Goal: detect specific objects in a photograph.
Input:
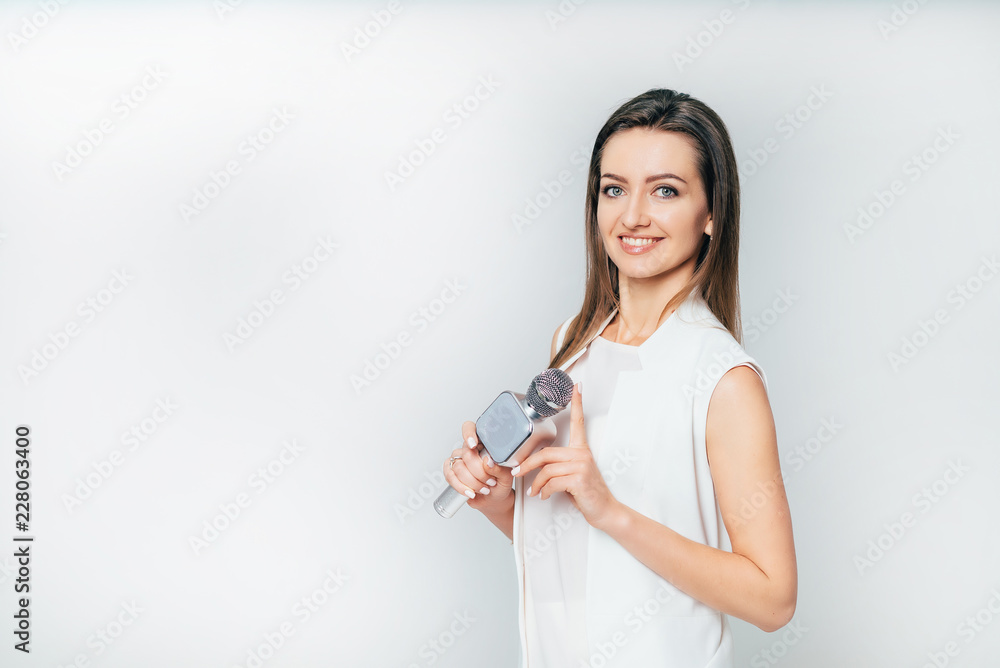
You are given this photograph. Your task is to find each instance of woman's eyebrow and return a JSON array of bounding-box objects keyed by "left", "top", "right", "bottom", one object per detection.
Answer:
[{"left": 601, "top": 172, "right": 688, "bottom": 184}]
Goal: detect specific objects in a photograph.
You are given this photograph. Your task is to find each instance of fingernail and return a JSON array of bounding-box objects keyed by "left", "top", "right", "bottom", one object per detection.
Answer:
[
  {"left": 484, "top": 454, "right": 494, "bottom": 468},
  {"left": 527, "top": 485, "right": 532, "bottom": 496},
  {"left": 479, "top": 486, "right": 490, "bottom": 495},
  {"left": 464, "top": 489, "right": 475, "bottom": 499},
  {"left": 467, "top": 436, "right": 477, "bottom": 449},
  {"left": 486, "top": 478, "right": 497, "bottom": 487},
  {"left": 511, "top": 465, "right": 521, "bottom": 475}
]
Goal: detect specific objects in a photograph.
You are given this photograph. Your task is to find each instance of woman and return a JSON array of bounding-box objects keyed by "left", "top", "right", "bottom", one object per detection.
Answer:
[{"left": 443, "top": 88, "right": 797, "bottom": 667}]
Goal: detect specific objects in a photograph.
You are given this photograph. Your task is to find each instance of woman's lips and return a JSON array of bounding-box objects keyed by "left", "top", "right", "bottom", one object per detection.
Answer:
[{"left": 618, "top": 235, "right": 663, "bottom": 255}]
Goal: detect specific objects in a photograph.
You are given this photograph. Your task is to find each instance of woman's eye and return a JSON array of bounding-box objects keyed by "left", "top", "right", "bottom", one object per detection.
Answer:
[
  {"left": 656, "top": 185, "right": 677, "bottom": 197},
  {"left": 603, "top": 185, "right": 623, "bottom": 197}
]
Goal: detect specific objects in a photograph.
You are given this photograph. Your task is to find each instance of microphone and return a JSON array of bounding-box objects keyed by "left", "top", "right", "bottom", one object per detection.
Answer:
[{"left": 434, "top": 368, "right": 574, "bottom": 519}]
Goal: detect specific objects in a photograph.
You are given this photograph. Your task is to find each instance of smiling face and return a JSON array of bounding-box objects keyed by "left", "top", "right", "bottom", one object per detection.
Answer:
[{"left": 597, "top": 127, "right": 713, "bottom": 283}]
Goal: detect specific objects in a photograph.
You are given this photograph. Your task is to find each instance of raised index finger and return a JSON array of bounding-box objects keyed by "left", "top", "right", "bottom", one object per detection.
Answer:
[{"left": 567, "top": 381, "right": 589, "bottom": 449}]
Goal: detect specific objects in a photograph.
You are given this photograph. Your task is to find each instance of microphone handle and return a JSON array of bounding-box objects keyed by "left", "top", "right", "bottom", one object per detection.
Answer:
[
  {"left": 433, "top": 485, "right": 469, "bottom": 518},
  {"left": 434, "top": 385, "right": 562, "bottom": 520}
]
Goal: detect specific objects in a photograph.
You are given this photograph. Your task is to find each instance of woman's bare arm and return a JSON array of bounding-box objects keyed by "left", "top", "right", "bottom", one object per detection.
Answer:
[
  {"left": 597, "top": 365, "right": 797, "bottom": 632},
  {"left": 477, "top": 494, "right": 514, "bottom": 541}
]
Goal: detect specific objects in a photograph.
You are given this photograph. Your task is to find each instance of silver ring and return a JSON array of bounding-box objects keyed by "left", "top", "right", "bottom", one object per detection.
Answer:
[{"left": 449, "top": 456, "right": 460, "bottom": 469}]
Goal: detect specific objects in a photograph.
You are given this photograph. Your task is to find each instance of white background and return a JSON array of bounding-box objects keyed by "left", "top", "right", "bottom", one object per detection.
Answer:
[{"left": 1, "top": 1, "right": 999, "bottom": 666}]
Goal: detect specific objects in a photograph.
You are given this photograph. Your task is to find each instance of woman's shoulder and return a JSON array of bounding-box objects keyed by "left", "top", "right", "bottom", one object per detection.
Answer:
[
  {"left": 671, "top": 297, "right": 763, "bottom": 368},
  {"left": 673, "top": 295, "right": 736, "bottom": 341}
]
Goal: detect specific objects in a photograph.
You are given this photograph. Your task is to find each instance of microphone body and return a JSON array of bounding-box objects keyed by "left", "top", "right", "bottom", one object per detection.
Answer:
[{"left": 434, "top": 368, "right": 573, "bottom": 519}]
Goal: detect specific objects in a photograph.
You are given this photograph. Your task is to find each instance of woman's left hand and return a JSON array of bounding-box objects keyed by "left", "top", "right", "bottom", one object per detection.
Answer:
[{"left": 512, "top": 382, "right": 622, "bottom": 532}]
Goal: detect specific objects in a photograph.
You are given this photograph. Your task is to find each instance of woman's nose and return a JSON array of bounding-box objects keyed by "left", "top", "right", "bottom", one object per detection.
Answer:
[{"left": 620, "top": 194, "right": 648, "bottom": 227}]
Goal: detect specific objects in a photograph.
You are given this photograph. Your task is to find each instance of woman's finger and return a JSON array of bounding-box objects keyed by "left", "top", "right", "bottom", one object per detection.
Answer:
[
  {"left": 464, "top": 420, "right": 510, "bottom": 486},
  {"left": 567, "top": 382, "right": 591, "bottom": 450},
  {"left": 461, "top": 421, "right": 480, "bottom": 451},
  {"left": 450, "top": 433, "right": 498, "bottom": 497},
  {"left": 525, "top": 460, "right": 579, "bottom": 497},
  {"left": 511, "top": 445, "right": 575, "bottom": 477},
  {"left": 457, "top": 459, "right": 493, "bottom": 497},
  {"left": 443, "top": 449, "right": 477, "bottom": 498},
  {"left": 534, "top": 470, "right": 590, "bottom": 501}
]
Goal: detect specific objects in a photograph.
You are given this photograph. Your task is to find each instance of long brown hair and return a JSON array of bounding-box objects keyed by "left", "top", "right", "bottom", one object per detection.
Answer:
[{"left": 550, "top": 88, "right": 743, "bottom": 369}]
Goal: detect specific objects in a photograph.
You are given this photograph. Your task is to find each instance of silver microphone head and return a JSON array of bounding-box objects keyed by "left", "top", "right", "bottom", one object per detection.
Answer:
[{"left": 524, "top": 368, "right": 574, "bottom": 418}]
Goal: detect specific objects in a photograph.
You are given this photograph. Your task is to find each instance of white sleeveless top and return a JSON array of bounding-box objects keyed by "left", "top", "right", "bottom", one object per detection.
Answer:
[{"left": 514, "top": 291, "right": 768, "bottom": 668}]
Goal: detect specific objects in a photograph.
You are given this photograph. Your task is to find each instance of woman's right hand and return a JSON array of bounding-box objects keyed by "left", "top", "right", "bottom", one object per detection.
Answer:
[{"left": 443, "top": 421, "right": 515, "bottom": 514}]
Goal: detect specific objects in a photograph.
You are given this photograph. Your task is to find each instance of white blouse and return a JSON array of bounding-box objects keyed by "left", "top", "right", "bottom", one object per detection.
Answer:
[
  {"left": 514, "top": 291, "right": 768, "bottom": 668},
  {"left": 521, "top": 329, "right": 642, "bottom": 667}
]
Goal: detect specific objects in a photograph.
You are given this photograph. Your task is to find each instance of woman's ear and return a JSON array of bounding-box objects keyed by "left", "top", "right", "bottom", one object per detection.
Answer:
[{"left": 705, "top": 217, "right": 713, "bottom": 237}]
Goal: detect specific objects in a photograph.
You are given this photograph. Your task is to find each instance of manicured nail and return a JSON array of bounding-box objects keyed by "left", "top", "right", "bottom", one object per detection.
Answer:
[
  {"left": 526, "top": 485, "right": 532, "bottom": 496},
  {"left": 467, "top": 436, "right": 477, "bottom": 449},
  {"left": 486, "top": 478, "right": 497, "bottom": 487},
  {"left": 511, "top": 465, "right": 521, "bottom": 475},
  {"left": 464, "top": 489, "right": 475, "bottom": 499},
  {"left": 484, "top": 454, "right": 495, "bottom": 468},
  {"left": 479, "top": 486, "right": 490, "bottom": 495}
]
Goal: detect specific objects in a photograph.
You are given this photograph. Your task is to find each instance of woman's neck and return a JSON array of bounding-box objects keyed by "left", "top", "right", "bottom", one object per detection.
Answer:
[{"left": 613, "top": 265, "right": 694, "bottom": 343}]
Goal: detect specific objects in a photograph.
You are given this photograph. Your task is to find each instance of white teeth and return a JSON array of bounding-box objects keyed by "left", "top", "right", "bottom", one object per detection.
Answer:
[{"left": 621, "top": 237, "right": 659, "bottom": 246}]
